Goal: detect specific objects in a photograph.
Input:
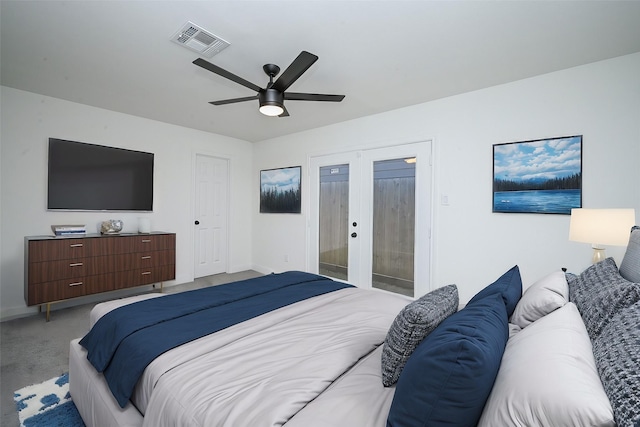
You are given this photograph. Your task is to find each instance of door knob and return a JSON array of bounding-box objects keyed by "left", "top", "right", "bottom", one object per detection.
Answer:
[
  {"left": 194, "top": 220, "right": 200, "bottom": 225},
  {"left": 351, "top": 232, "right": 357, "bottom": 238}
]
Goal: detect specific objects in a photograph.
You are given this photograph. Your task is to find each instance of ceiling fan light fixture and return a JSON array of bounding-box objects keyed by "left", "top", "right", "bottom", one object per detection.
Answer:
[
  {"left": 259, "top": 104, "right": 284, "bottom": 116},
  {"left": 259, "top": 89, "right": 284, "bottom": 117}
]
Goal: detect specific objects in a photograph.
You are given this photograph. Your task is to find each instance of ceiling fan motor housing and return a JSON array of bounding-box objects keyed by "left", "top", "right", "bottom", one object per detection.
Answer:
[{"left": 260, "top": 88, "right": 284, "bottom": 108}]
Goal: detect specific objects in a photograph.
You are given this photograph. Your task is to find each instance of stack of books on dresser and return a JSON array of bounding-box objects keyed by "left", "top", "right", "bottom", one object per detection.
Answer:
[{"left": 51, "top": 224, "right": 86, "bottom": 236}]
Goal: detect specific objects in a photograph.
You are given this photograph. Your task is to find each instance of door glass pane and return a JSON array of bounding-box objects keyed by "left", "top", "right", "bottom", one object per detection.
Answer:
[
  {"left": 319, "top": 164, "right": 349, "bottom": 280},
  {"left": 372, "top": 158, "right": 415, "bottom": 297}
]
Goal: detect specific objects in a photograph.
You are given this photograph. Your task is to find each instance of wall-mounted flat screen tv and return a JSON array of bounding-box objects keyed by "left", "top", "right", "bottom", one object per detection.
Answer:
[{"left": 47, "top": 138, "right": 154, "bottom": 211}]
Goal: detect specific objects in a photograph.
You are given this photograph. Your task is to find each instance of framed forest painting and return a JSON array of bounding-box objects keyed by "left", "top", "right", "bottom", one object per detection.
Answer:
[
  {"left": 493, "top": 135, "right": 582, "bottom": 214},
  {"left": 260, "top": 166, "right": 302, "bottom": 213}
]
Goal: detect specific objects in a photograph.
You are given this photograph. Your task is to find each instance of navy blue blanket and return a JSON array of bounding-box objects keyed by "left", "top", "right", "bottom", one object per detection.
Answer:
[{"left": 80, "top": 271, "right": 351, "bottom": 408}]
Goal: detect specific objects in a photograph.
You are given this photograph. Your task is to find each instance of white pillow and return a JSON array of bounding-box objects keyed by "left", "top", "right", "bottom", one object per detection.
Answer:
[
  {"left": 509, "top": 270, "right": 568, "bottom": 328},
  {"left": 507, "top": 323, "right": 521, "bottom": 338},
  {"left": 478, "top": 303, "right": 614, "bottom": 427}
]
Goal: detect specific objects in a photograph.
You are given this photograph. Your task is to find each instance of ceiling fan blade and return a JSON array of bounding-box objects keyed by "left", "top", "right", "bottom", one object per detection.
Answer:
[
  {"left": 278, "top": 106, "right": 290, "bottom": 117},
  {"left": 209, "top": 95, "right": 259, "bottom": 106},
  {"left": 193, "top": 58, "right": 263, "bottom": 93},
  {"left": 272, "top": 51, "right": 318, "bottom": 92},
  {"left": 284, "top": 93, "right": 345, "bottom": 102}
]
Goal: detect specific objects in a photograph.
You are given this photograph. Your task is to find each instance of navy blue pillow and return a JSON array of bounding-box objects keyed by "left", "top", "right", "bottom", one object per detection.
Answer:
[
  {"left": 468, "top": 265, "right": 522, "bottom": 317},
  {"left": 386, "top": 293, "right": 509, "bottom": 427}
]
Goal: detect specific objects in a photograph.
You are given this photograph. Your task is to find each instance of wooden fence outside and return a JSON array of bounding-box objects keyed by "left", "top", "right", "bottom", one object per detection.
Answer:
[
  {"left": 319, "top": 180, "right": 349, "bottom": 278},
  {"left": 372, "top": 177, "right": 415, "bottom": 283},
  {"left": 318, "top": 177, "right": 415, "bottom": 291}
]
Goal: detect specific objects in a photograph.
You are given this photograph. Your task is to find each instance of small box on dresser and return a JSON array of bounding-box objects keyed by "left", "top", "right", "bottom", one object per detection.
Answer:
[{"left": 25, "top": 232, "right": 176, "bottom": 320}]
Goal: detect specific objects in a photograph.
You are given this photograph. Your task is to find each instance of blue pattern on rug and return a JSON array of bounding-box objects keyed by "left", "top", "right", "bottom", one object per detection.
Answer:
[{"left": 13, "top": 373, "right": 84, "bottom": 427}]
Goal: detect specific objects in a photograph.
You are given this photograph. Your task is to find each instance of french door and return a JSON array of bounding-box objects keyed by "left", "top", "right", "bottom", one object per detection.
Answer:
[{"left": 308, "top": 141, "right": 431, "bottom": 297}]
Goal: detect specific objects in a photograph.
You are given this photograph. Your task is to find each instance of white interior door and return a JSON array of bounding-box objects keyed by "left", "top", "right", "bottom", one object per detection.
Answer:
[
  {"left": 194, "top": 154, "right": 229, "bottom": 278},
  {"left": 308, "top": 141, "right": 432, "bottom": 297}
]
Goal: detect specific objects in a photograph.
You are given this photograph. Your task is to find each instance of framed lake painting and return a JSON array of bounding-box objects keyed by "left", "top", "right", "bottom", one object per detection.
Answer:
[
  {"left": 493, "top": 135, "right": 582, "bottom": 214},
  {"left": 260, "top": 166, "right": 302, "bottom": 213}
]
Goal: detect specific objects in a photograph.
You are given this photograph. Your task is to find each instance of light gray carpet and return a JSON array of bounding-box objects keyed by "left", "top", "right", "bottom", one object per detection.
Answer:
[{"left": 0, "top": 270, "right": 262, "bottom": 427}]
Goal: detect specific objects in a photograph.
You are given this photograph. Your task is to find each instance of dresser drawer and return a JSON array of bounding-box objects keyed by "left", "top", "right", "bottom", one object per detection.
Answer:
[
  {"left": 28, "top": 238, "right": 108, "bottom": 262},
  {"left": 114, "top": 250, "right": 175, "bottom": 271},
  {"left": 114, "top": 265, "right": 175, "bottom": 289},
  {"left": 28, "top": 256, "right": 114, "bottom": 284},
  {"left": 112, "top": 234, "right": 176, "bottom": 253},
  {"left": 27, "top": 274, "right": 115, "bottom": 305}
]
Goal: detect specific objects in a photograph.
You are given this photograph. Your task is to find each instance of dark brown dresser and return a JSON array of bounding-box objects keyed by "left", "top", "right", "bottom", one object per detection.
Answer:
[{"left": 25, "top": 232, "right": 175, "bottom": 320}]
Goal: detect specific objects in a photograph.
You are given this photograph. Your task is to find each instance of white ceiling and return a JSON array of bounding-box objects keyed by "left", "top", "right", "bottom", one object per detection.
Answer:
[{"left": 2, "top": 1, "right": 640, "bottom": 143}]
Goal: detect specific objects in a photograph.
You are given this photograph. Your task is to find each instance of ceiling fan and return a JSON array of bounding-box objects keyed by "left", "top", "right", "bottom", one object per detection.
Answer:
[{"left": 193, "top": 51, "right": 345, "bottom": 117}]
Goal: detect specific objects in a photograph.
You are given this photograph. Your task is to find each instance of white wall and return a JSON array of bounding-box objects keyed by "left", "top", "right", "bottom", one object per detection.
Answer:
[
  {"left": 0, "top": 87, "right": 254, "bottom": 320},
  {"left": 252, "top": 53, "right": 640, "bottom": 303},
  {"left": 2, "top": 53, "right": 639, "bottom": 319}
]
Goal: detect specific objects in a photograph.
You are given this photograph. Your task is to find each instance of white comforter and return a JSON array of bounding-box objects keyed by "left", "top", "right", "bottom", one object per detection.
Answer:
[{"left": 93, "top": 287, "right": 409, "bottom": 427}]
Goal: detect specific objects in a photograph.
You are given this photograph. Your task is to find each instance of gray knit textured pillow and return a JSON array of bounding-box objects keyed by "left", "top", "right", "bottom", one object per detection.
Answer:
[
  {"left": 592, "top": 302, "right": 640, "bottom": 427},
  {"left": 619, "top": 226, "right": 640, "bottom": 283},
  {"left": 569, "top": 257, "right": 640, "bottom": 341},
  {"left": 381, "top": 284, "right": 458, "bottom": 386}
]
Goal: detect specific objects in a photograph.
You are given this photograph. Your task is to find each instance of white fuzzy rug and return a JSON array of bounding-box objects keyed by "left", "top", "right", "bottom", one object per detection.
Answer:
[{"left": 13, "top": 373, "right": 84, "bottom": 427}]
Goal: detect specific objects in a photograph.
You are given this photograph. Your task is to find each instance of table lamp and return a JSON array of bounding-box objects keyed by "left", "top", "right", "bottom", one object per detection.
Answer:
[{"left": 569, "top": 208, "right": 636, "bottom": 263}]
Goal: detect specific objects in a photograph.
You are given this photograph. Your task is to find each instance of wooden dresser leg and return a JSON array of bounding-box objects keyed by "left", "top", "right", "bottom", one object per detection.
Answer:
[{"left": 46, "top": 303, "right": 51, "bottom": 322}]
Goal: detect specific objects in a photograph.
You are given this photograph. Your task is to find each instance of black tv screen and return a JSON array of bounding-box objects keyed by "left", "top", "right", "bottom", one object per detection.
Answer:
[{"left": 47, "top": 138, "right": 154, "bottom": 211}]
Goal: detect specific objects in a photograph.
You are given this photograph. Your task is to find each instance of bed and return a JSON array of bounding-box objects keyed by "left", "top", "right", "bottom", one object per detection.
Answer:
[
  {"left": 69, "top": 227, "right": 640, "bottom": 427},
  {"left": 70, "top": 272, "right": 415, "bottom": 426}
]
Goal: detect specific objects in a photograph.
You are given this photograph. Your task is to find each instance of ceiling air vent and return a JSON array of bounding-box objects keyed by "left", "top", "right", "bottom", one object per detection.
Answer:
[{"left": 171, "top": 21, "right": 230, "bottom": 58}]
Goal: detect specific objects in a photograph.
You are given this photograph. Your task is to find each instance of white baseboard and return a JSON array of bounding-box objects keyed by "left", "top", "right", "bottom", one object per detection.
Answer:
[{"left": 250, "top": 264, "right": 274, "bottom": 275}]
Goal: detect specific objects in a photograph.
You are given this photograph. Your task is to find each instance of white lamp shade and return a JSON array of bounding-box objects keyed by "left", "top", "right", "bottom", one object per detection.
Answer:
[{"left": 569, "top": 208, "right": 636, "bottom": 246}]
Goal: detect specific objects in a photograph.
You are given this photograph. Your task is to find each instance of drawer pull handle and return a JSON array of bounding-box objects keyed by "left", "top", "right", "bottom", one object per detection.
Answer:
[
  {"left": 69, "top": 282, "right": 83, "bottom": 287},
  {"left": 141, "top": 239, "right": 151, "bottom": 243},
  {"left": 69, "top": 262, "right": 83, "bottom": 267},
  {"left": 141, "top": 271, "right": 152, "bottom": 275},
  {"left": 141, "top": 256, "right": 152, "bottom": 260},
  {"left": 70, "top": 244, "right": 83, "bottom": 248}
]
